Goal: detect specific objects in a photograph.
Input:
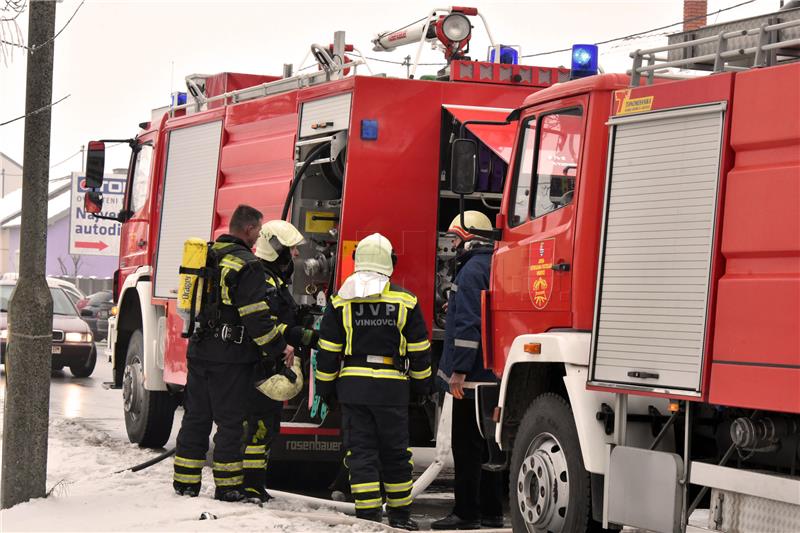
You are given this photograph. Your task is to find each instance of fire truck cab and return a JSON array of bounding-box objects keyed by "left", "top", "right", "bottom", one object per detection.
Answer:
[{"left": 448, "top": 7, "right": 800, "bottom": 532}]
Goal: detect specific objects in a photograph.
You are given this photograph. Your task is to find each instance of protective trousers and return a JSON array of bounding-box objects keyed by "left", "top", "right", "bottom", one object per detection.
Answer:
[
  {"left": 342, "top": 403, "right": 414, "bottom": 520},
  {"left": 242, "top": 377, "right": 282, "bottom": 498},
  {"left": 451, "top": 396, "right": 504, "bottom": 521},
  {"left": 174, "top": 360, "right": 250, "bottom": 492}
]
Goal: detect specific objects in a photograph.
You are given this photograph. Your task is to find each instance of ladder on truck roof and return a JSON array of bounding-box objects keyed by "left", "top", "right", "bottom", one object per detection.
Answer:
[
  {"left": 171, "top": 32, "right": 369, "bottom": 116},
  {"left": 630, "top": 11, "right": 800, "bottom": 86}
]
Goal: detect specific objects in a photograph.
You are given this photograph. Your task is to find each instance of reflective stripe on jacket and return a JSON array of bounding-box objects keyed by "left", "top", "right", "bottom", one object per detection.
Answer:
[{"left": 315, "top": 281, "right": 432, "bottom": 406}]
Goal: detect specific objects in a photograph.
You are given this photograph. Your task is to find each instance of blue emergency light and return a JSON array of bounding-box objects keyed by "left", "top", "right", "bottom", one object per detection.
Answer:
[
  {"left": 570, "top": 44, "right": 598, "bottom": 79},
  {"left": 489, "top": 46, "right": 519, "bottom": 65},
  {"left": 171, "top": 91, "right": 187, "bottom": 107}
]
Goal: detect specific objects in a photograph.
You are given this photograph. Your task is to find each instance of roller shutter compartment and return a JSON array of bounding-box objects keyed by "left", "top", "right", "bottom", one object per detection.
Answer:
[{"left": 590, "top": 104, "right": 725, "bottom": 392}]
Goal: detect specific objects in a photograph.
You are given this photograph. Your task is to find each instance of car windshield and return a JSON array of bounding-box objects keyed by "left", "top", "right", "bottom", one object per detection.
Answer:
[{"left": 0, "top": 286, "right": 78, "bottom": 316}]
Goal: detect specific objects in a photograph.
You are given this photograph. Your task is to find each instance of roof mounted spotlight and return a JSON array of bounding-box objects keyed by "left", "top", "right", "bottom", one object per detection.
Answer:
[{"left": 371, "top": 7, "right": 499, "bottom": 79}]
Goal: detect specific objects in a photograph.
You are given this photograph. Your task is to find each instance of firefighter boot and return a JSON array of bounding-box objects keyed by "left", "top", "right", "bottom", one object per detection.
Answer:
[
  {"left": 214, "top": 486, "right": 247, "bottom": 502},
  {"left": 388, "top": 510, "right": 419, "bottom": 531},
  {"left": 243, "top": 485, "right": 272, "bottom": 504},
  {"left": 356, "top": 509, "right": 383, "bottom": 523},
  {"left": 173, "top": 481, "right": 200, "bottom": 497},
  {"left": 243, "top": 459, "right": 272, "bottom": 503}
]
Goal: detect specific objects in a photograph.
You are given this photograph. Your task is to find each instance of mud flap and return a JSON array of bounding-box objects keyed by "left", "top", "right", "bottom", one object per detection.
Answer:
[{"left": 475, "top": 383, "right": 507, "bottom": 471}]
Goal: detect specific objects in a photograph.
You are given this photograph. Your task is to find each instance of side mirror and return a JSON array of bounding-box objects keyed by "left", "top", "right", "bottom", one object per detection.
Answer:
[
  {"left": 85, "top": 141, "right": 106, "bottom": 189},
  {"left": 80, "top": 309, "right": 94, "bottom": 318},
  {"left": 84, "top": 190, "right": 104, "bottom": 214},
  {"left": 450, "top": 138, "right": 477, "bottom": 196}
]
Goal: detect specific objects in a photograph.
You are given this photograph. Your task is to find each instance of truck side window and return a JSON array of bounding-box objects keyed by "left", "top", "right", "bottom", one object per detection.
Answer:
[
  {"left": 509, "top": 118, "right": 536, "bottom": 226},
  {"left": 532, "top": 107, "right": 583, "bottom": 218},
  {"left": 130, "top": 144, "right": 153, "bottom": 213}
]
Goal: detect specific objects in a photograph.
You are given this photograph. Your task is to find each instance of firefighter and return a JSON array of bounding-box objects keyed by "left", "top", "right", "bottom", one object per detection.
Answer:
[
  {"left": 432, "top": 211, "right": 504, "bottom": 530},
  {"left": 173, "top": 205, "right": 292, "bottom": 502},
  {"left": 314, "top": 233, "right": 432, "bottom": 531},
  {"left": 242, "top": 220, "right": 318, "bottom": 502}
]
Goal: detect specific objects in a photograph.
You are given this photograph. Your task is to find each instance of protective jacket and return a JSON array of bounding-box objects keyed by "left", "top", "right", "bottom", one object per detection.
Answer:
[
  {"left": 189, "top": 234, "right": 287, "bottom": 364},
  {"left": 315, "top": 282, "right": 432, "bottom": 406},
  {"left": 437, "top": 244, "right": 497, "bottom": 398}
]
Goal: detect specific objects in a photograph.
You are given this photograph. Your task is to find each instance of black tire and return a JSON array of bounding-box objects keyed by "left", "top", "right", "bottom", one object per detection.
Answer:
[
  {"left": 122, "top": 330, "right": 176, "bottom": 448},
  {"left": 70, "top": 345, "right": 97, "bottom": 378},
  {"left": 510, "top": 393, "right": 604, "bottom": 533}
]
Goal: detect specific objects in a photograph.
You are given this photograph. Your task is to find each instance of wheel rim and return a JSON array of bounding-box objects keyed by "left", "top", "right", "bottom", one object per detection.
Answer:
[
  {"left": 517, "top": 432, "right": 570, "bottom": 532},
  {"left": 122, "top": 356, "right": 144, "bottom": 421}
]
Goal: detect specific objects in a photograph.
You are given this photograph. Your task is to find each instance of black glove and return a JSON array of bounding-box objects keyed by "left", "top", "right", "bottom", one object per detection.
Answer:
[
  {"left": 316, "top": 382, "right": 337, "bottom": 407},
  {"left": 287, "top": 326, "right": 319, "bottom": 348}
]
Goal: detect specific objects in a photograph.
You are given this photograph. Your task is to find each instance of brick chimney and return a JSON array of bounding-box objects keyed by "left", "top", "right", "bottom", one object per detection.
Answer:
[{"left": 684, "top": 0, "right": 708, "bottom": 31}]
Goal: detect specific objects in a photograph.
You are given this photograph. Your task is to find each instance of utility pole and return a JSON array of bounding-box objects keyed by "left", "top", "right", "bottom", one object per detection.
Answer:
[{"left": 1, "top": 0, "right": 57, "bottom": 509}]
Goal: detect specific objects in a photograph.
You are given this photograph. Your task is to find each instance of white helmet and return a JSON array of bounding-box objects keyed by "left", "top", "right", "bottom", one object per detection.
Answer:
[
  {"left": 255, "top": 220, "right": 305, "bottom": 261},
  {"left": 255, "top": 358, "right": 304, "bottom": 401},
  {"left": 448, "top": 211, "right": 493, "bottom": 241},
  {"left": 354, "top": 233, "right": 395, "bottom": 277}
]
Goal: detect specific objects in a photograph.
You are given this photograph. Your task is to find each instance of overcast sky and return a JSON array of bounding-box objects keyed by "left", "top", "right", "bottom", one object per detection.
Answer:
[{"left": 0, "top": 0, "right": 781, "bottom": 175}]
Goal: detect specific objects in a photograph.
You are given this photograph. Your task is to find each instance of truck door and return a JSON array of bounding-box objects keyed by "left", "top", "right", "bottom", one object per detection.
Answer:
[{"left": 491, "top": 96, "right": 588, "bottom": 361}]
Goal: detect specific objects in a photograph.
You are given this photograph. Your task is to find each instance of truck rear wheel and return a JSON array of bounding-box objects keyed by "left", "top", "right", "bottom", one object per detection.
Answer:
[
  {"left": 122, "top": 330, "right": 176, "bottom": 448},
  {"left": 510, "top": 393, "right": 604, "bottom": 533}
]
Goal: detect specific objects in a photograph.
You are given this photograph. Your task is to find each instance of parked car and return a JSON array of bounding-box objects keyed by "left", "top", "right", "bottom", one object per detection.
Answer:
[
  {"left": 79, "top": 290, "right": 113, "bottom": 341},
  {"left": 0, "top": 280, "right": 97, "bottom": 377},
  {"left": 47, "top": 277, "right": 87, "bottom": 308}
]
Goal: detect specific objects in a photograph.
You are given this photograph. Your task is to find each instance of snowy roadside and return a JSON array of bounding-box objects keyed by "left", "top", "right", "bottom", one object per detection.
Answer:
[{"left": 0, "top": 399, "right": 385, "bottom": 532}]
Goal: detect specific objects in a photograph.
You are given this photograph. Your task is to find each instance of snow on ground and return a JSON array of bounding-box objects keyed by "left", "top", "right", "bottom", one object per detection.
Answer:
[{"left": 0, "top": 402, "right": 386, "bottom": 532}]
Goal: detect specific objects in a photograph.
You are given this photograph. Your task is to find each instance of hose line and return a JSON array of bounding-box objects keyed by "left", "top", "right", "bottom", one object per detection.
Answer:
[
  {"left": 281, "top": 141, "right": 332, "bottom": 221},
  {"left": 114, "top": 447, "right": 175, "bottom": 474}
]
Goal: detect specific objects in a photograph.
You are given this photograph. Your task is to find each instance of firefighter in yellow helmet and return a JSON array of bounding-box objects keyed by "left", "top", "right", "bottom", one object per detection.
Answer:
[
  {"left": 315, "top": 234, "right": 432, "bottom": 530},
  {"left": 432, "top": 210, "right": 503, "bottom": 530},
  {"left": 241, "top": 220, "right": 318, "bottom": 502}
]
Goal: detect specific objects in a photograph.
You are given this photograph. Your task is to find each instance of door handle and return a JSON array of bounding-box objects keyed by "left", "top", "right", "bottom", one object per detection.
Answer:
[
  {"left": 551, "top": 262, "right": 570, "bottom": 272},
  {"left": 628, "top": 371, "right": 660, "bottom": 380},
  {"left": 137, "top": 240, "right": 147, "bottom": 248}
]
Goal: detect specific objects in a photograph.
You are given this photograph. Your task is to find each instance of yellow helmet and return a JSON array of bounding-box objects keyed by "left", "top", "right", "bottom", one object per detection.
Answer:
[
  {"left": 448, "top": 211, "right": 493, "bottom": 241},
  {"left": 255, "top": 358, "right": 304, "bottom": 401},
  {"left": 255, "top": 220, "right": 305, "bottom": 261},
  {"left": 354, "top": 233, "right": 395, "bottom": 277}
]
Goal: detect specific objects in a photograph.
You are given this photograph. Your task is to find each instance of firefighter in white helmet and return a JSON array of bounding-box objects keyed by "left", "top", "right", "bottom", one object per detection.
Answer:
[
  {"left": 315, "top": 233, "right": 432, "bottom": 530},
  {"left": 432, "top": 211, "right": 503, "bottom": 530},
  {"left": 242, "top": 220, "right": 318, "bottom": 503}
]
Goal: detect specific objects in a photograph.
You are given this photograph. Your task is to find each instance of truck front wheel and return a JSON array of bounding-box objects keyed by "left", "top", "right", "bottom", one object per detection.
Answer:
[
  {"left": 122, "top": 330, "right": 176, "bottom": 448},
  {"left": 510, "top": 392, "right": 603, "bottom": 533}
]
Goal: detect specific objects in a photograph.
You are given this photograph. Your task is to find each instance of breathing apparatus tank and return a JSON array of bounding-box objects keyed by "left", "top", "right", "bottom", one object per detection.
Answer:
[{"left": 177, "top": 238, "right": 209, "bottom": 337}]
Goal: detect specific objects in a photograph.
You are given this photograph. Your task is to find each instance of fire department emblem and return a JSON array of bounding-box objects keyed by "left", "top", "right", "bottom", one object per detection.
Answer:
[{"left": 529, "top": 239, "right": 554, "bottom": 310}]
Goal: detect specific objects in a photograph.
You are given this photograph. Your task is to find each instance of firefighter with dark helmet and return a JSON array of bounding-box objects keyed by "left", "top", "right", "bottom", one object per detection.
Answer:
[
  {"left": 432, "top": 211, "right": 504, "bottom": 530},
  {"left": 315, "top": 233, "right": 432, "bottom": 531},
  {"left": 242, "top": 220, "right": 318, "bottom": 502},
  {"left": 173, "top": 205, "right": 292, "bottom": 503}
]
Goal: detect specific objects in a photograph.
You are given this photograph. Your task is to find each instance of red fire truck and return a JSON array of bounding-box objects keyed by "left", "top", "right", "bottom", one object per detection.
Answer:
[
  {"left": 445, "top": 6, "right": 800, "bottom": 533},
  {"left": 83, "top": 9, "right": 566, "bottom": 464}
]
